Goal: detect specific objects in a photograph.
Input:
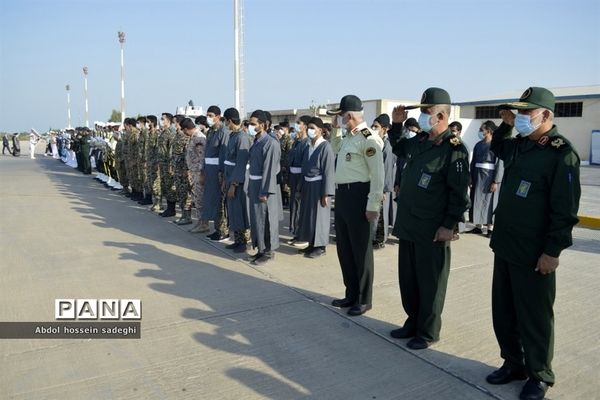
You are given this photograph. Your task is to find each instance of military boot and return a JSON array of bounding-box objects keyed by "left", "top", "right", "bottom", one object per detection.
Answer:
[
  {"left": 138, "top": 194, "right": 153, "bottom": 205},
  {"left": 189, "top": 219, "right": 210, "bottom": 233},
  {"left": 160, "top": 201, "right": 176, "bottom": 217},
  {"left": 175, "top": 209, "right": 192, "bottom": 225}
]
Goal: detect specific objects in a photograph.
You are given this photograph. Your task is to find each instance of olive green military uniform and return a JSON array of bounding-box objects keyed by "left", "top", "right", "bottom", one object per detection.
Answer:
[
  {"left": 329, "top": 103, "right": 384, "bottom": 308},
  {"left": 489, "top": 88, "right": 581, "bottom": 385},
  {"left": 138, "top": 127, "right": 149, "bottom": 195},
  {"left": 279, "top": 132, "right": 294, "bottom": 206},
  {"left": 117, "top": 131, "right": 129, "bottom": 191},
  {"left": 390, "top": 127, "right": 470, "bottom": 342}
]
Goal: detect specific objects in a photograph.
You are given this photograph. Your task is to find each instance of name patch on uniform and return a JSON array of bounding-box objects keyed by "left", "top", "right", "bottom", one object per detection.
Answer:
[
  {"left": 418, "top": 173, "right": 432, "bottom": 189},
  {"left": 345, "top": 153, "right": 352, "bottom": 162},
  {"left": 365, "top": 147, "right": 376, "bottom": 157},
  {"left": 516, "top": 180, "right": 531, "bottom": 198}
]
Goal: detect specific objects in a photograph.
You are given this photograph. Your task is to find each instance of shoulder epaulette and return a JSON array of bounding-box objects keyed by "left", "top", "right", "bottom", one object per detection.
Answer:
[
  {"left": 361, "top": 128, "right": 371, "bottom": 138},
  {"left": 449, "top": 135, "right": 461, "bottom": 147},
  {"left": 550, "top": 137, "right": 569, "bottom": 150}
]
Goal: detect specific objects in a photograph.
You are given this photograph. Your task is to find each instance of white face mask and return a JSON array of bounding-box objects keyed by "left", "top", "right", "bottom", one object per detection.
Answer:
[
  {"left": 206, "top": 117, "right": 215, "bottom": 127},
  {"left": 307, "top": 128, "right": 317, "bottom": 139},
  {"left": 247, "top": 125, "right": 257, "bottom": 137}
]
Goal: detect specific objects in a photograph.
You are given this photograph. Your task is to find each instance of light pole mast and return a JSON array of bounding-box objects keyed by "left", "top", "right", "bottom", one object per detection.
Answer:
[
  {"left": 234, "top": 0, "right": 244, "bottom": 116},
  {"left": 83, "top": 66, "right": 89, "bottom": 128},
  {"left": 66, "top": 84, "right": 72, "bottom": 129},
  {"left": 118, "top": 31, "right": 126, "bottom": 125}
]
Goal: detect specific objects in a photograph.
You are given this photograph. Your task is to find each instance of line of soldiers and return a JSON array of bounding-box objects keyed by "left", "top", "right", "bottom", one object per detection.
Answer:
[{"left": 71, "top": 87, "right": 578, "bottom": 400}]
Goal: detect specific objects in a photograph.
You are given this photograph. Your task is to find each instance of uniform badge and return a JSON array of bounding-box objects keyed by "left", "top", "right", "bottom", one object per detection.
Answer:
[
  {"left": 365, "top": 147, "right": 376, "bottom": 157},
  {"left": 551, "top": 138, "right": 565, "bottom": 148},
  {"left": 449, "top": 137, "right": 460, "bottom": 146},
  {"left": 345, "top": 153, "right": 351, "bottom": 162},
  {"left": 516, "top": 180, "right": 531, "bottom": 198},
  {"left": 537, "top": 136, "right": 549, "bottom": 146},
  {"left": 418, "top": 173, "right": 431, "bottom": 189}
]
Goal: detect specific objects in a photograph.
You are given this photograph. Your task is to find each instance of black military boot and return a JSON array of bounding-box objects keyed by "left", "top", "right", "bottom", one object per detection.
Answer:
[
  {"left": 138, "top": 194, "right": 152, "bottom": 205},
  {"left": 160, "top": 201, "right": 176, "bottom": 217}
]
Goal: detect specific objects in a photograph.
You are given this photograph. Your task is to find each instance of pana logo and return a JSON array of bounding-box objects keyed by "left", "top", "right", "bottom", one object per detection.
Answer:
[{"left": 55, "top": 299, "right": 142, "bottom": 320}]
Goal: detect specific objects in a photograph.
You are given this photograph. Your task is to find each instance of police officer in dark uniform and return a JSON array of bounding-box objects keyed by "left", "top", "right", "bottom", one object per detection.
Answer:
[
  {"left": 388, "top": 88, "right": 470, "bottom": 350},
  {"left": 328, "top": 95, "right": 384, "bottom": 316},
  {"left": 486, "top": 87, "right": 581, "bottom": 400}
]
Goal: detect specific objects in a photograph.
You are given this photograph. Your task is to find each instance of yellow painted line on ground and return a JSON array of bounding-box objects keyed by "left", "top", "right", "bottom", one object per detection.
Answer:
[{"left": 578, "top": 215, "right": 600, "bottom": 230}]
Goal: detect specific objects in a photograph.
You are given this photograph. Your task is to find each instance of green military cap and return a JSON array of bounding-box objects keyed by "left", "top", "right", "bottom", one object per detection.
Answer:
[
  {"left": 405, "top": 87, "right": 451, "bottom": 110},
  {"left": 326, "top": 94, "right": 363, "bottom": 115},
  {"left": 498, "top": 87, "right": 555, "bottom": 111}
]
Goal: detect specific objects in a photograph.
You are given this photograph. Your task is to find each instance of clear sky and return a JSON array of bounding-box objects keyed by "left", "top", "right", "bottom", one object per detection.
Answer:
[{"left": 1, "top": 0, "right": 599, "bottom": 132}]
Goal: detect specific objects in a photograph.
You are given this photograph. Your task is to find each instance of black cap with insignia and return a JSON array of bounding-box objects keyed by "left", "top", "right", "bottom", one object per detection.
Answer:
[
  {"left": 405, "top": 87, "right": 452, "bottom": 110},
  {"left": 326, "top": 95, "right": 363, "bottom": 115}
]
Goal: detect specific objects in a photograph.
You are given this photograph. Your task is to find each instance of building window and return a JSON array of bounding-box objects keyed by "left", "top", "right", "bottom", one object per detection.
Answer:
[
  {"left": 475, "top": 106, "right": 499, "bottom": 119},
  {"left": 554, "top": 102, "right": 583, "bottom": 117}
]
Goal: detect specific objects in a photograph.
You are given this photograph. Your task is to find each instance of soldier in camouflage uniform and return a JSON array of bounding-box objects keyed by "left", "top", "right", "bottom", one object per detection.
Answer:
[
  {"left": 145, "top": 115, "right": 162, "bottom": 211},
  {"left": 172, "top": 116, "right": 192, "bottom": 225},
  {"left": 117, "top": 126, "right": 130, "bottom": 195},
  {"left": 124, "top": 118, "right": 142, "bottom": 201},
  {"left": 158, "top": 113, "right": 177, "bottom": 217},
  {"left": 186, "top": 116, "right": 209, "bottom": 233},
  {"left": 137, "top": 116, "right": 152, "bottom": 205},
  {"left": 278, "top": 121, "right": 293, "bottom": 208}
]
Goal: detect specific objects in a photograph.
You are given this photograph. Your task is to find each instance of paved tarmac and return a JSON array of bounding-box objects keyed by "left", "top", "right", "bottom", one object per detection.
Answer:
[{"left": 1, "top": 152, "right": 599, "bottom": 400}]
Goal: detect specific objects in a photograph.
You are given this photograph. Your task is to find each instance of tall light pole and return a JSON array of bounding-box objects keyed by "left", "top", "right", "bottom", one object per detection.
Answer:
[
  {"left": 118, "top": 31, "right": 126, "bottom": 124},
  {"left": 83, "top": 66, "right": 89, "bottom": 128},
  {"left": 66, "top": 84, "right": 72, "bottom": 129},
  {"left": 234, "top": 0, "right": 244, "bottom": 116}
]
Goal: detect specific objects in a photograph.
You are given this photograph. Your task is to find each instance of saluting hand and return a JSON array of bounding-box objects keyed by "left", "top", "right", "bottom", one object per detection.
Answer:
[
  {"left": 535, "top": 253, "right": 559, "bottom": 275},
  {"left": 392, "top": 106, "right": 408, "bottom": 124},
  {"left": 499, "top": 110, "right": 516, "bottom": 126}
]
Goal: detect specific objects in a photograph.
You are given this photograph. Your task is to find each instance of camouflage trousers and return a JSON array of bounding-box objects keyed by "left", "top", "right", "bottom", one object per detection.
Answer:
[
  {"left": 215, "top": 173, "right": 228, "bottom": 236},
  {"left": 190, "top": 171, "right": 205, "bottom": 217},
  {"left": 138, "top": 160, "right": 148, "bottom": 194},
  {"left": 174, "top": 164, "right": 192, "bottom": 211},
  {"left": 117, "top": 160, "right": 128, "bottom": 188},
  {"left": 148, "top": 163, "right": 160, "bottom": 198},
  {"left": 126, "top": 159, "right": 142, "bottom": 191},
  {"left": 232, "top": 229, "right": 250, "bottom": 244},
  {"left": 159, "top": 162, "right": 177, "bottom": 202}
]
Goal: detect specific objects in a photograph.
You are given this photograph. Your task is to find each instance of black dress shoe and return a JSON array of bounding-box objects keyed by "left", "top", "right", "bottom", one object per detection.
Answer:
[
  {"left": 519, "top": 379, "right": 549, "bottom": 400},
  {"left": 246, "top": 252, "right": 263, "bottom": 261},
  {"left": 232, "top": 243, "right": 248, "bottom": 253},
  {"left": 331, "top": 298, "right": 355, "bottom": 308},
  {"left": 466, "top": 227, "right": 483, "bottom": 234},
  {"left": 305, "top": 247, "right": 326, "bottom": 258},
  {"left": 390, "top": 326, "right": 415, "bottom": 339},
  {"left": 347, "top": 304, "right": 372, "bottom": 316},
  {"left": 298, "top": 245, "right": 314, "bottom": 254},
  {"left": 252, "top": 254, "right": 271, "bottom": 265},
  {"left": 406, "top": 337, "right": 436, "bottom": 350},
  {"left": 486, "top": 365, "right": 527, "bottom": 385}
]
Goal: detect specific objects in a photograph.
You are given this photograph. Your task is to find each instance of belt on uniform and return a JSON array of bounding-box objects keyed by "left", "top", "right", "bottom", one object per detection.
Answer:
[
  {"left": 290, "top": 167, "right": 302, "bottom": 174},
  {"left": 249, "top": 175, "right": 262, "bottom": 180},
  {"left": 224, "top": 160, "right": 236, "bottom": 166},
  {"left": 475, "top": 162, "right": 495, "bottom": 170},
  {"left": 335, "top": 181, "right": 369, "bottom": 190},
  {"left": 205, "top": 157, "right": 219, "bottom": 165},
  {"left": 304, "top": 175, "right": 322, "bottom": 182}
]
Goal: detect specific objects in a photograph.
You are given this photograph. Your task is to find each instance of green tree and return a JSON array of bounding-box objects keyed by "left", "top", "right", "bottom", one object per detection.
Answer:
[{"left": 109, "top": 109, "right": 122, "bottom": 122}]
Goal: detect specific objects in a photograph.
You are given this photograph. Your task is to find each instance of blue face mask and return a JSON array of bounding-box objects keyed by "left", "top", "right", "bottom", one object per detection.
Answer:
[
  {"left": 478, "top": 131, "right": 485, "bottom": 140},
  {"left": 514, "top": 112, "right": 544, "bottom": 137},
  {"left": 418, "top": 112, "right": 437, "bottom": 133},
  {"left": 294, "top": 123, "right": 300, "bottom": 132}
]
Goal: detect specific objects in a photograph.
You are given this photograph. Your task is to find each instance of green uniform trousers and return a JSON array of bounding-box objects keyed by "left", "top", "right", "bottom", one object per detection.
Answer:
[
  {"left": 492, "top": 255, "right": 555, "bottom": 384},
  {"left": 398, "top": 239, "right": 450, "bottom": 342},
  {"left": 334, "top": 182, "right": 374, "bottom": 305}
]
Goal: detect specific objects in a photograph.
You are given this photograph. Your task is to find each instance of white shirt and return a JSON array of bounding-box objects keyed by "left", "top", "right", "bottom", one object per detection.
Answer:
[{"left": 308, "top": 136, "right": 325, "bottom": 158}]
